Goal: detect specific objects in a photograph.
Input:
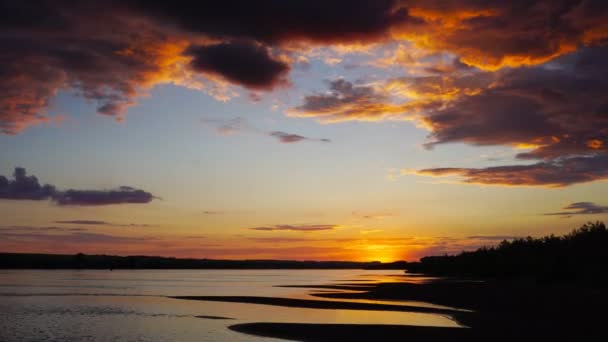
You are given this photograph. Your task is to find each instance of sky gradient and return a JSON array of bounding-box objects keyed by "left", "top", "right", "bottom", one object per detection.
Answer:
[{"left": 2, "top": 0, "right": 608, "bottom": 261}]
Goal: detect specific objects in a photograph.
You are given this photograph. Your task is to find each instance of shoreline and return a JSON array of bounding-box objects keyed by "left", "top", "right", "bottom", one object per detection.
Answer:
[
  {"left": 171, "top": 295, "right": 458, "bottom": 315},
  {"left": 174, "top": 275, "right": 608, "bottom": 340}
]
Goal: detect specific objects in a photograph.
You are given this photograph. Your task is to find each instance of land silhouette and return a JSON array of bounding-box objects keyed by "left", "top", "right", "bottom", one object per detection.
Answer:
[
  {"left": 406, "top": 221, "right": 608, "bottom": 281},
  {"left": 0, "top": 253, "right": 406, "bottom": 269},
  {"left": 188, "top": 222, "right": 608, "bottom": 341}
]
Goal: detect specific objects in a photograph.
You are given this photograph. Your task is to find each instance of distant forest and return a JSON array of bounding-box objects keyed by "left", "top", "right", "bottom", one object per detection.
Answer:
[
  {"left": 406, "top": 222, "right": 608, "bottom": 281},
  {"left": 0, "top": 252, "right": 407, "bottom": 270},
  {"left": 3, "top": 222, "right": 607, "bottom": 276}
]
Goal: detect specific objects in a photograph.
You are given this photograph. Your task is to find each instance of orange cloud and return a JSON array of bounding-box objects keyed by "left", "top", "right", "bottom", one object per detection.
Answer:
[{"left": 392, "top": 1, "right": 603, "bottom": 70}]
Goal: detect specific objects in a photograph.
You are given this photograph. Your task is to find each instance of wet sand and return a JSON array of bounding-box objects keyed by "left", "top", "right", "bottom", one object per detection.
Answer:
[{"left": 171, "top": 295, "right": 457, "bottom": 315}]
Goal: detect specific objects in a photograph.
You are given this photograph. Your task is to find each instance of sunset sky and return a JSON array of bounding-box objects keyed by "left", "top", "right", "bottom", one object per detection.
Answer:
[{"left": 2, "top": 0, "right": 608, "bottom": 261}]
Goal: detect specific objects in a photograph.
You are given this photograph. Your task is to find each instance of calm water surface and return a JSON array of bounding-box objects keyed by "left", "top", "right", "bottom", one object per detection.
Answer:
[{"left": 0, "top": 269, "right": 461, "bottom": 341}]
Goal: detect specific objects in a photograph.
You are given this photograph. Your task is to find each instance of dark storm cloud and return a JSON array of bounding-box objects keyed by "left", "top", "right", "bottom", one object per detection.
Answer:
[
  {"left": 0, "top": 167, "right": 156, "bottom": 205},
  {"left": 185, "top": 42, "right": 290, "bottom": 90},
  {"left": 125, "top": 0, "right": 415, "bottom": 44},
  {"left": 0, "top": 0, "right": 418, "bottom": 133},
  {"left": 3, "top": 0, "right": 608, "bottom": 136},
  {"left": 544, "top": 202, "right": 608, "bottom": 216},
  {"left": 249, "top": 224, "right": 337, "bottom": 232}
]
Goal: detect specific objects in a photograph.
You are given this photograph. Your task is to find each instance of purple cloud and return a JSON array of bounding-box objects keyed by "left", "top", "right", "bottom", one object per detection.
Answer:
[
  {"left": 544, "top": 202, "right": 608, "bottom": 217},
  {"left": 0, "top": 167, "right": 156, "bottom": 206}
]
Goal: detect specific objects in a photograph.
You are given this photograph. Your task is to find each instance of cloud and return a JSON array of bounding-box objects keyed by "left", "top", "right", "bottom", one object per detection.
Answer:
[
  {"left": 268, "top": 131, "right": 331, "bottom": 143},
  {"left": 417, "top": 48, "right": 608, "bottom": 153},
  {"left": 129, "top": 0, "right": 608, "bottom": 71},
  {"left": 248, "top": 237, "right": 313, "bottom": 243},
  {"left": 249, "top": 224, "right": 337, "bottom": 232},
  {"left": 0, "top": 167, "right": 156, "bottom": 205},
  {"left": 0, "top": 226, "right": 86, "bottom": 233},
  {"left": 386, "top": 47, "right": 608, "bottom": 187},
  {"left": 202, "top": 117, "right": 249, "bottom": 136},
  {"left": 53, "top": 187, "right": 156, "bottom": 206},
  {"left": 0, "top": 167, "right": 56, "bottom": 200},
  {"left": 0, "top": 1, "right": 208, "bottom": 134},
  {"left": 54, "top": 220, "right": 110, "bottom": 225},
  {"left": 203, "top": 117, "right": 331, "bottom": 143},
  {"left": 203, "top": 211, "right": 223, "bottom": 215},
  {"left": 127, "top": 0, "right": 416, "bottom": 45},
  {"left": 414, "top": 154, "right": 608, "bottom": 187},
  {"left": 292, "top": 61, "right": 608, "bottom": 191},
  {"left": 1, "top": 231, "right": 151, "bottom": 244},
  {"left": 467, "top": 235, "right": 520, "bottom": 241},
  {"left": 0, "top": 0, "right": 417, "bottom": 134},
  {"left": 397, "top": 1, "right": 608, "bottom": 70},
  {"left": 3, "top": 0, "right": 608, "bottom": 135},
  {"left": 185, "top": 41, "right": 290, "bottom": 90},
  {"left": 54, "top": 220, "right": 154, "bottom": 227},
  {"left": 544, "top": 202, "right": 608, "bottom": 216},
  {"left": 268, "top": 131, "right": 308, "bottom": 143},
  {"left": 288, "top": 79, "right": 408, "bottom": 122},
  {"left": 352, "top": 211, "right": 394, "bottom": 220}
]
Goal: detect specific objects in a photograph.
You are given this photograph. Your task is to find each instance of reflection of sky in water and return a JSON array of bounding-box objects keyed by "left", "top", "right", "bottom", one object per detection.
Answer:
[{"left": 0, "top": 270, "right": 462, "bottom": 341}]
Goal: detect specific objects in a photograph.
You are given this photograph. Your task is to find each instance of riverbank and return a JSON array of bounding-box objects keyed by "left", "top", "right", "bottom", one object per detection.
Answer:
[{"left": 177, "top": 275, "right": 608, "bottom": 341}]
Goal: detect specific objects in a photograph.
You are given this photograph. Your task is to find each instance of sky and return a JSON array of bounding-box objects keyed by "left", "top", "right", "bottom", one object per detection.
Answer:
[{"left": 2, "top": 0, "right": 608, "bottom": 262}]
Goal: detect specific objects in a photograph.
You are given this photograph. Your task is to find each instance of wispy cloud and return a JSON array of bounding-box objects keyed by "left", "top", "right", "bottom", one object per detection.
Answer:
[
  {"left": 0, "top": 226, "right": 87, "bottom": 233},
  {"left": 249, "top": 224, "right": 338, "bottom": 232},
  {"left": 54, "top": 220, "right": 110, "bottom": 225},
  {"left": 352, "top": 211, "right": 394, "bottom": 220},
  {"left": 544, "top": 202, "right": 608, "bottom": 218},
  {"left": 203, "top": 211, "right": 224, "bottom": 215},
  {"left": 54, "top": 220, "right": 154, "bottom": 227},
  {"left": 1, "top": 231, "right": 152, "bottom": 244},
  {"left": 467, "top": 235, "right": 520, "bottom": 241},
  {"left": 202, "top": 117, "right": 331, "bottom": 144},
  {"left": 269, "top": 131, "right": 331, "bottom": 143}
]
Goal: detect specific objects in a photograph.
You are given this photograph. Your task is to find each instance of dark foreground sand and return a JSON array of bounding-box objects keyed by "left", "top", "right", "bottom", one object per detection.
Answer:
[
  {"left": 229, "top": 323, "right": 473, "bottom": 341},
  {"left": 175, "top": 277, "right": 608, "bottom": 341}
]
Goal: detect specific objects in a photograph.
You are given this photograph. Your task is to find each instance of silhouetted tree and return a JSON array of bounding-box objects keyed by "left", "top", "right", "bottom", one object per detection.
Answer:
[{"left": 406, "top": 222, "right": 608, "bottom": 282}]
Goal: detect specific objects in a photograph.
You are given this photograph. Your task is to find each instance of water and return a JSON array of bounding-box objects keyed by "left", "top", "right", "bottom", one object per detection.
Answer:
[{"left": 0, "top": 269, "right": 461, "bottom": 341}]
